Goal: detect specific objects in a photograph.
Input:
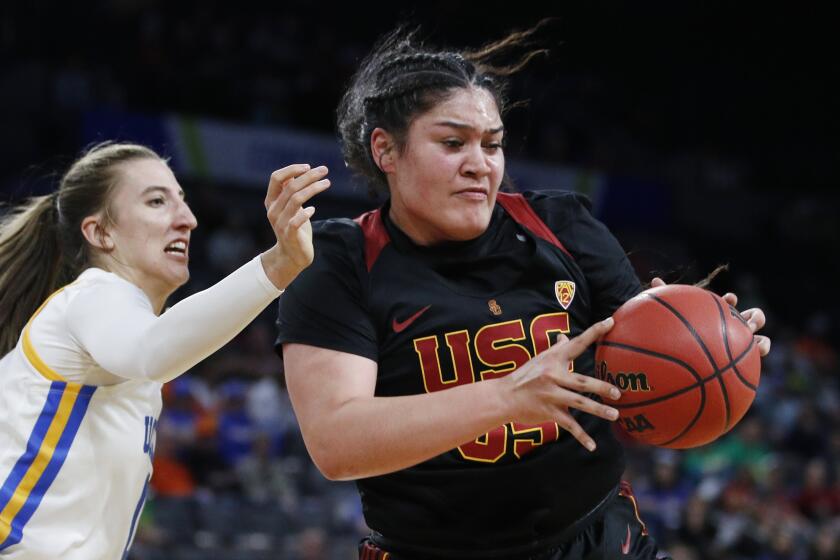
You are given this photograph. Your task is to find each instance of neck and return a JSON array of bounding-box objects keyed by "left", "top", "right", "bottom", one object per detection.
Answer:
[
  {"left": 93, "top": 256, "right": 171, "bottom": 314},
  {"left": 388, "top": 196, "right": 441, "bottom": 247}
]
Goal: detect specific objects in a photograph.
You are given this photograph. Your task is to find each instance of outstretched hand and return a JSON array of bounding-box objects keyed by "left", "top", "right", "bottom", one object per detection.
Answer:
[
  {"left": 503, "top": 318, "right": 621, "bottom": 452},
  {"left": 260, "top": 164, "right": 330, "bottom": 289},
  {"left": 651, "top": 277, "right": 771, "bottom": 356}
]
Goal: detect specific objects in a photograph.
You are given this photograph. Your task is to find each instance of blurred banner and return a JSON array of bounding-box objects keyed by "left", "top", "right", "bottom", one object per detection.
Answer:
[
  {"left": 82, "top": 109, "right": 672, "bottom": 230},
  {"left": 83, "top": 110, "right": 603, "bottom": 194}
]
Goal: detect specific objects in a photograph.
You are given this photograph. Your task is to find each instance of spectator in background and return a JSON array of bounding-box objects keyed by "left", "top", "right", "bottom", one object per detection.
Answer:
[
  {"left": 151, "top": 431, "right": 197, "bottom": 500},
  {"left": 786, "top": 404, "right": 828, "bottom": 459},
  {"left": 293, "top": 526, "right": 328, "bottom": 560},
  {"left": 795, "top": 458, "right": 840, "bottom": 521},
  {"left": 636, "top": 451, "right": 694, "bottom": 540},
  {"left": 684, "top": 415, "right": 773, "bottom": 484},
  {"left": 759, "top": 527, "right": 807, "bottom": 560},
  {"left": 675, "top": 495, "right": 717, "bottom": 560},
  {"left": 216, "top": 380, "right": 259, "bottom": 467},
  {"left": 808, "top": 522, "right": 839, "bottom": 560},
  {"left": 157, "top": 377, "right": 214, "bottom": 448},
  {"left": 236, "top": 433, "right": 298, "bottom": 510}
]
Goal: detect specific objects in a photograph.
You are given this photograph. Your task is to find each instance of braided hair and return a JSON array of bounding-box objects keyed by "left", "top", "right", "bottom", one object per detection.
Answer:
[{"left": 337, "top": 23, "right": 549, "bottom": 194}]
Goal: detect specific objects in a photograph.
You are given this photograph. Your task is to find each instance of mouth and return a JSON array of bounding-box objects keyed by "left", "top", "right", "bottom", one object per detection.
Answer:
[
  {"left": 455, "top": 187, "right": 489, "bottom": 200},
  {"left": 164, "top": 240, "right": 189, "bottom": 260}
]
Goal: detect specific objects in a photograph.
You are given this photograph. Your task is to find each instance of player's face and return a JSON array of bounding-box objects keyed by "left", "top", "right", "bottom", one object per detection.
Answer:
[
  {"left": 386, "top": 87, "right": 505, "bottom": 245},
  {"left": 104, "top": 158, "right": 197, "bottom": 303}
]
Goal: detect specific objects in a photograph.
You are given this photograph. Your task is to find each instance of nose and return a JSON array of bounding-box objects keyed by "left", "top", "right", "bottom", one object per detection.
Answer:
[
  {"left": 461, "top": 142, "right": 492, "bottom": 179},
  {"left": 175, "top": 198, "right": 198, "bottom": 231}
]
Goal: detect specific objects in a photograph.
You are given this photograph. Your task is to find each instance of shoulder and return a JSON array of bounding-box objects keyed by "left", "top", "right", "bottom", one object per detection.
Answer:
[
  {"left": 27, "top": 270, "right": 152, "bottom": 367},
  {"left": 276, "top": 216, "right": 378, "bottom": 355},
  {"left": 282, "top": 217, "right": 368, "bottom": 299},
  {"left": 71, "top": 268, "right": 148, "bottom": 296},
  {"left": 519, "top": 189, "right": 594, "bottom": 217},
  {"left": 308, "top": 217, "right": 368, "bottom": 271},
  {"left": 311, "top": 217, "right": 364, "bottom": 253},
  {"left": 313, "top": 216, "right": 363, "bottom": 238},
  {"left": 64, "top": 268, "right": 153, "bottom": 315},
  {"left": 501, "top": 189, "right": 598, "bottom": 238},
  {"left": 517, "top": 191, "right": 642, "bottom": 310}
]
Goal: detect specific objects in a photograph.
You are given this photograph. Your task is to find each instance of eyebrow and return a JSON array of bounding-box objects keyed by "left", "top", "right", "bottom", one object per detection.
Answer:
[
  {"left": 433, "top": 121, "right": 505, "bottom": 134},
  {"left": 141, "top": 185, "right": 186, "bottom": 198}
]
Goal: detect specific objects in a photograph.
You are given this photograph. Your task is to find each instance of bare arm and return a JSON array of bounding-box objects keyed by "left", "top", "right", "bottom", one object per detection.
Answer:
[{"left": 283, "top": 318, "right": 621, "bottom": 481}]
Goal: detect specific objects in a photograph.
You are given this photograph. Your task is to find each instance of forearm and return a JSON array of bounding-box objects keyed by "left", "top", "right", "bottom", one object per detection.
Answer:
[
  {"left": 139, "top": 256, "right": 282, "bottom": 381},
  {"left": 300, "top": 378, "right": 513, "bottom": 480}
]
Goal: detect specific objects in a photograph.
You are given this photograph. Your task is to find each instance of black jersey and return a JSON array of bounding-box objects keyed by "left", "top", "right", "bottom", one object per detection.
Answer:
[{"left": 276, "top": 190, "right": 641, "bottom": 557}]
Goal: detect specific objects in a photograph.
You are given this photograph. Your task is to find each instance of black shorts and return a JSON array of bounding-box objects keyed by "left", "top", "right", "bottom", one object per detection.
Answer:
[{"left": 358, "top": 481, "right": 671, "bottom": 560}]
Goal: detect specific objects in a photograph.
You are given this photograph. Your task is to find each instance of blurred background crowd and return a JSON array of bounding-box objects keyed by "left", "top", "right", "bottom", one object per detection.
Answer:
[{"left": 1, "top": 1, "right": 837, "bottom": 558}]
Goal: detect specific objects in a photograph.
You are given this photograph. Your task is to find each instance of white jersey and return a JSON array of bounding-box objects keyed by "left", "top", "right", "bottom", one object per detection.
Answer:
[{"left": 0, "top": 257, "right": 282, "bottom": 559}]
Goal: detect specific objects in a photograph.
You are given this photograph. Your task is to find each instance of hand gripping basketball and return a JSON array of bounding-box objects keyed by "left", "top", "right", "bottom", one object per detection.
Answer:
[
  {"left": 652, "top": 277, "right": 771, "bottom": 356},
  {"left": 503, "top": 318, "right": 622, "bottom": 452},
  {"left": 596, "top": 283, "right": 765, "bottom": 449}
]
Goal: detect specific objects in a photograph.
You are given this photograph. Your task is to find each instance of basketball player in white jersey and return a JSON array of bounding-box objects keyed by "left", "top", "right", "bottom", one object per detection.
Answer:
[{"left": 0, "top": 142, "right": 329, "bottom": 559}]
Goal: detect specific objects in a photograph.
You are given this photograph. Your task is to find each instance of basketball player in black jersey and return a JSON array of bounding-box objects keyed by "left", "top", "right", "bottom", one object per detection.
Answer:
[{"left": 275, "top": 25, "right": 770, "bottom": 560}]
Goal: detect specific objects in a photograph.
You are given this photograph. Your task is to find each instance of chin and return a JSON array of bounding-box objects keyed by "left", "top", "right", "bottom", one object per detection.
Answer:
[
  {"left": 176, "top": 270, "right": 191, "bottom": 288},
  {"left": 448, "top": 222, "right": 490, "bottom": 241},
  {"left": 457, "top": 213, "right": 493, "bottom": 239},
  {"left": 167, "top": 268, "right": 191, "bottom": 291}
]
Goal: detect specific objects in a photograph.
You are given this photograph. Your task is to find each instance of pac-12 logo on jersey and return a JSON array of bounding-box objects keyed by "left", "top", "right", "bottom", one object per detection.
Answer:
[{"left": 555, "top": 280, "right": 576, "bottom": 309}]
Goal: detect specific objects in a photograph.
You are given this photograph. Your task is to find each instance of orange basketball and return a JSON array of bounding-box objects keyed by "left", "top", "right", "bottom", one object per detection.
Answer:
[{"left": 594, "top": 284, "right": 761, "bottom": 449}]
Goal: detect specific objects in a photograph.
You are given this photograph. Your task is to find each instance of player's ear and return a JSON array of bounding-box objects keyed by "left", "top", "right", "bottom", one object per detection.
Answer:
[
  {"left": 81, "top": 214, "right": 114, "bottom": 252},
  {"left": 371, "top": 128, "right": 396, "bottom": 174}
]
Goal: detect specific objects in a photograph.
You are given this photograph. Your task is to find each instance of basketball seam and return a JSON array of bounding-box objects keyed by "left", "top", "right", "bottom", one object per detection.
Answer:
[
  {"left": 646, "top": 292, "right": 731, "bottom": 442},
  {"left": 730, "top": 339, "right": 757, "bottom": 390},
  {"left": 646, "top": 293, "right": 721, "bottom": 373},
  {"left": 599, "top": 340, "right": 755, "bottom": 408},
  {"left": 599, "top": 339, "right": 755, "bottom": 447},
  {"left": 711, "top": 294, "right": 733, "bottom": 430},
  {"left": 597, "top": 339, "right": 706, "bottom": 447},
  {"left": 718, "top": 302, "right": 758, "bottom": 391}
]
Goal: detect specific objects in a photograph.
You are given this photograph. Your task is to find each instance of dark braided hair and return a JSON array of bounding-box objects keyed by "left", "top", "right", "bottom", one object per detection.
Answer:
[{"left": 337, "top": 23, "right": 550, "bottom": 194}]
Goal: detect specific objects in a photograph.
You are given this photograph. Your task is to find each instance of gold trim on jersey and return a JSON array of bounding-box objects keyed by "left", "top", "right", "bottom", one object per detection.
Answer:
[
  {"left": 20, "top": 287, "right": 71, "bottom": 382},
  {"left": 0, "top": 383, "right": 82, "bottom": 542},
  {"left": 475, "top": 319, "right": 530, "bottom": 380}
]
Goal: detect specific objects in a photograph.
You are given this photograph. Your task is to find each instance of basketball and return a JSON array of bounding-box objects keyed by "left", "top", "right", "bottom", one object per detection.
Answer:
[{"left": 594, "top": 284, "right": 761, "bottom": 449}]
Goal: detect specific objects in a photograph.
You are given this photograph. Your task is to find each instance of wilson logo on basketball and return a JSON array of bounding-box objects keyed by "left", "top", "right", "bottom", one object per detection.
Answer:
[
  {"left": 597, "top": 361, "right": 652, "bottom": 392},
  {"left": 554, "top": 280, "right": 575, "bottom": 310}
]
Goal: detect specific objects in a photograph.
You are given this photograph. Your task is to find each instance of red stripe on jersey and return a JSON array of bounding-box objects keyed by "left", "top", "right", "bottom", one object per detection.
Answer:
[
  {"left": 497, "top": 193, "right": 573, "bottom": 258},
  {"left": 355, "top": 194, "right": 571, "bottom": 270},
  {"left": 354, "top": 209, "right": 391, "bottom": 271}
]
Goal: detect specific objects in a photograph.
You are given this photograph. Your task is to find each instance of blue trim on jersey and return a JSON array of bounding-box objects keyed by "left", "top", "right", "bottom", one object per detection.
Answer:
[
  {"left": 0, "top": 384, "right": 96, "bottom": 551},
  {"left": 121, "top": 474, "right": 150, "bottom": 560},
  {"left": 0, "top": 382, "right": 65, "bottom": 515}
]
